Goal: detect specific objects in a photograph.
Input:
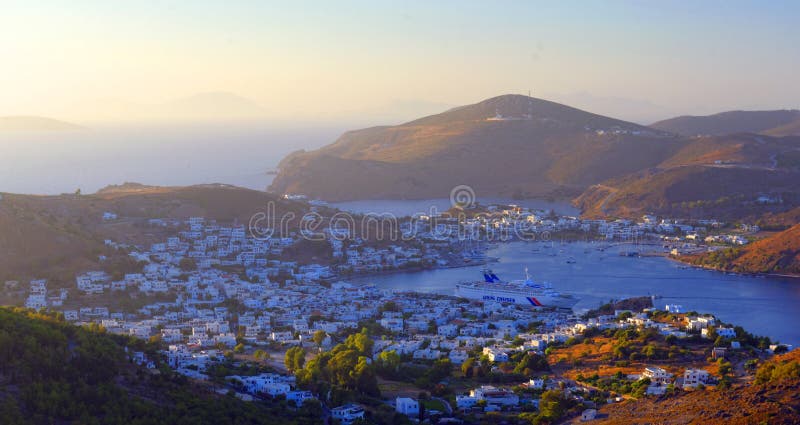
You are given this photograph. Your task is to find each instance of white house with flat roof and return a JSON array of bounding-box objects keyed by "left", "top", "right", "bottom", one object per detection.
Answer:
[
  {"left": 682, "top": 369, "right": 710, "bottom": 389},
  {"left": 470, "top": 386, "right": 519, "bottom": 406},
  {"left": 395, "top": 397, "right": 420, "bottom": 417},
  {"left": 330, "top": 404, "right": 365, "bottom": 425},
  {"left": 642, "top": 366, "right": 672, "bottom": 384}
]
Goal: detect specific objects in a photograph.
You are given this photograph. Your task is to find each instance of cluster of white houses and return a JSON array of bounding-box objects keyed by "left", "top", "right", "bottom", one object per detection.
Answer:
[{"left": 4, "top": 208, "right": 777, "bottom": 421}]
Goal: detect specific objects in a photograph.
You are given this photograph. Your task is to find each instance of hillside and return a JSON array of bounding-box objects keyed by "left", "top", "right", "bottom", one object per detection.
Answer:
[
  {"left": 0, "top": 116, "right": 84, "bottom": 132},
  {"left": 575, "top": 134, "right": 800, "bottom": 220},
  {"left": 271, "top": 97, "right": 800, "bottom": 221},
  {"left": 270, "top": 94, "right": 678, "bottom": 201},
  {"left": 592, "top": 349, "right": 800, "bottom": 424},
  {"left": 650, "top": 110, "right": 800, "bottom": 137},
  {"left": 0, "top": 184, "right": 303, "bottom": 283},
  {"left": 684, "top": 224, "right": 800, "bottom": 276},
  {"left": 0, "top": 307, "right": 302, "bottom": 424}
]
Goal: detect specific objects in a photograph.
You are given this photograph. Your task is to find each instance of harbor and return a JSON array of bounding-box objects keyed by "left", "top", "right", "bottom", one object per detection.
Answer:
[{"left": 353, "top": 240, "right": 800, "bottom": 346}]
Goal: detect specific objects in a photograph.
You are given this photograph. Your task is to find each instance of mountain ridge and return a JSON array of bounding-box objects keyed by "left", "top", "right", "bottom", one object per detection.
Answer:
[
  {"left": 270, "top": 94, "right": 678, "bottom": 201},
  {"left": 651, "top": 110, "right": 800, "bottom": 137},
  {"left": 0, "top": 116, "right": 85, "bottom": 132}
]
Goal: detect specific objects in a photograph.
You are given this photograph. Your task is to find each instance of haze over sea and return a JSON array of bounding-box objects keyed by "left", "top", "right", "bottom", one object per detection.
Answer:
[{"left": 0, "top": 124, "right": 343, "bottom": 195}]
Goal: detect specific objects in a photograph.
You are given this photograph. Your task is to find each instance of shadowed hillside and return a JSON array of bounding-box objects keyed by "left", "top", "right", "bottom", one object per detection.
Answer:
[
  {"left": 0, "top": 184, "right": 302, "bottom": 283},
  {"left": 0, "top": 307, "right": 308, "bottom": 425},
  {"left": 575, "top": 134, "right": 800, "bottom": 220},
  {"left": 650, "top": 110, "right": 800, "bottom": 137},
  {"left": 270, "top": 94, "right": 678, "bottom": 201}
]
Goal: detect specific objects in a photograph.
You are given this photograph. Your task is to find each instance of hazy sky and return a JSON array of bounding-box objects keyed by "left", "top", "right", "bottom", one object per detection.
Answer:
[{"left": 2, "top": 1, "right": 798, "bottom": 123}]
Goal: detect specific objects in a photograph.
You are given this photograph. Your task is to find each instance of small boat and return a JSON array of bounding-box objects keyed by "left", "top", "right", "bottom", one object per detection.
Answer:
[{"left": 566, "top": 257, "right": 576, "bottom": 264}]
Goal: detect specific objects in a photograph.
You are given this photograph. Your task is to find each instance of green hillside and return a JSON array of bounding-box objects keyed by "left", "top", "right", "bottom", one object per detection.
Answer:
[{"left": 0, "top": 307, "right": 313, "bottom": 425}]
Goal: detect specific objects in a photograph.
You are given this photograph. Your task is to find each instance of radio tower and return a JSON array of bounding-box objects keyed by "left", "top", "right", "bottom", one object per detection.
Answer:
[{"left": 526, "top": 89, "right": 533, "bottom": 120}]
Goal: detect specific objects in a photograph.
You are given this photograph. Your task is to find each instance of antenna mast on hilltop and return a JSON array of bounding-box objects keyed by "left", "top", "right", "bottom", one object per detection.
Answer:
[{"left": 526, "top": 89, "right": 533, "bottom": 120}]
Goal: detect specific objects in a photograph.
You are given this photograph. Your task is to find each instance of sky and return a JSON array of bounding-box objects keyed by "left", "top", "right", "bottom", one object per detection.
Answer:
[{"left": 1, "top": 0, "right": 799, "bottom": 124}]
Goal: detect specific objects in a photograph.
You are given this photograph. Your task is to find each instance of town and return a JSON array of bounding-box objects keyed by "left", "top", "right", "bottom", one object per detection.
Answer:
[{"left": 2, "top": 199, "right": 786, "bottom": 424}]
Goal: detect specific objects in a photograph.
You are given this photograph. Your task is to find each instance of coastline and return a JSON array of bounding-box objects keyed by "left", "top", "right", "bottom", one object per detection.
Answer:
[
  {"left": 668, "top": 255, "right": 800, "bottom": 280},
  {"left": 335, "top": 256, "right": 499, "bottom": 283}
]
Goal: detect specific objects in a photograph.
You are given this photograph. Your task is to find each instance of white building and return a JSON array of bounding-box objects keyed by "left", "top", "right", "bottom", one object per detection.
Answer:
[
  {"left": 483, "top": 347, "right": 509, "bottom": 363},
  {"left": 581, "top": 409, "right": 597, "bottom": 421},
  {"left": 330, "top": 404, "right": 365, "bottom": 425},
  {"left": 448, "top": 348, "right": 470, "bottom": 365},
  {"left": 395, "top": 397, "right": 420, "bottom": 417},
  {"left": 286, "top": 390, "right": 315, "bottom": 406},
  {"left": 642, "top": 366, "right": 672, "bottom": 384},
  {"left": 682, "top": 369, "right": 710, "bottom": 389},
  {"left": 380, "top": 318, "right": 404, "bottom": 333},
  {"left": 470, "top": 386, "right": 519, "bottom": 406},
  {"left": 716, "top": 327, "right": 736, "bottom": 338},
  {"left": 527, "top": 378, "right": 545, "bottom": 389},
  {"left": 456, "top": 395, "right": 478, "bottom": 409}
]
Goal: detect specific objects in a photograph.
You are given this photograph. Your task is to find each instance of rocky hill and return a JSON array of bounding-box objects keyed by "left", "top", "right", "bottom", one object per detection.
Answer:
[
  {"left": 650, "top": 110, "right": 800, "bottom": 137},
  {"left": 593, "top": 349, "right": 800, "bottom": 424},
  {"left": 270, "top": 94, "right": 678, "bottom": 201}
]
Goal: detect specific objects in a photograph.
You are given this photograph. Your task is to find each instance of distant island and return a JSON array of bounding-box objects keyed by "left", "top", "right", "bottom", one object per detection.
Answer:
[{"left": 0, "top": 115, "right": 85, "bottom": 132}]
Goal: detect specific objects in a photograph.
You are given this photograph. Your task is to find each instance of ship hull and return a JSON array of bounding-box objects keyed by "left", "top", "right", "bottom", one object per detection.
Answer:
[{"left": 455, "top": 283, "right": 579, "bottom": 309}]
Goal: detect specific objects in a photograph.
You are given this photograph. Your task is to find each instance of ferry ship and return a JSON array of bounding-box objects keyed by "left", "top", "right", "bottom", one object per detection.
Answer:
[{"left": 455, "top": 269, "right": 579, "bottom": 309}]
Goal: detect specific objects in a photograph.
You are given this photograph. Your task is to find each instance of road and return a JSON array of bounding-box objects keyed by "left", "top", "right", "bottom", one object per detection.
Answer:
[{"left": 431, "top": 396, "right": 453, "bottom": 415}]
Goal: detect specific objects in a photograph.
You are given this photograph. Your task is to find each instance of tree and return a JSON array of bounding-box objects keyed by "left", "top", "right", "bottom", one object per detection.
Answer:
[
  {"left": 179, "top": 258, "right": 197, "bottom": 272},
  {"left": 312, "top": 330, "right": 327, "bottom": 346},
  {"left": 345, "top": 330, "right": 373, "bottom": 356},
  {"left": 285, "top": 347, "right": 305, "bottom": 372},
  {"left": 461, "top": 358, "right": 476, "bottom": 377},
  {"left": 513, "top": 352, "right": 549, "bottom": 376},
  {"left": 380, "top": 301, "right": 399, "bottom": 313},
  {"left": 353, "top": 356, "right": 380, "bottom": 396},
  {"left": 234, "top": 343, "right": 245, "bottom": 353},
  {"left": 427, "top": 358, "right": 452, "bottom": 382},
  {"left": 376, "top": 350, "right": 401, "bottom": 377},
  {"left": 254, "top": 349, "right": 269, "bottom": 361},
  {"left": 537, "top": 390, "right": 575, "bottom": 422},
  {"left": 297, "top": 399, "right": 324, "bottom": 424}
]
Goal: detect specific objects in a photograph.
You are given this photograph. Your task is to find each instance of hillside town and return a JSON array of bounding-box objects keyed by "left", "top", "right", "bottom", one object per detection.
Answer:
[{"left": 2, "top": 201, "right": 787, "bottom": 423}]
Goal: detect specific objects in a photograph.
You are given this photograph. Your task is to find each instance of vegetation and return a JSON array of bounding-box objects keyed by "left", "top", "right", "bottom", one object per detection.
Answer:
[
  {"left": 294, "top": 329, "right": 380, "bottom": 404},
  {"left": 284, "top": 346, "right": 306, "bottom": 372},
  {"left": 0, "top": 307, "right": 305, "bottom": 425},
  {"left": 518, "top": 390, "right": 578, "bottom": 425},
  {"left": 755, "top": 354, "right": 800, "bottom": 385},
  {"left": 686, "top": 224, "right": 800, "bottom": 275},
  {"left": 577, "top": 373, "right": 652, "bottom": 398}
]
